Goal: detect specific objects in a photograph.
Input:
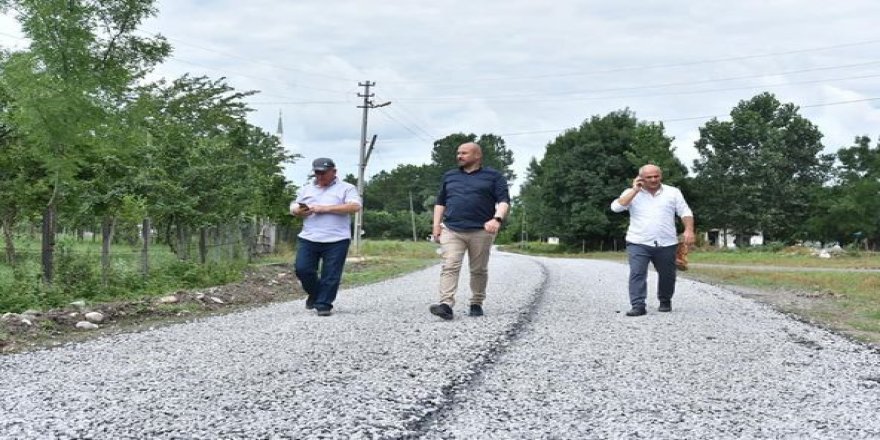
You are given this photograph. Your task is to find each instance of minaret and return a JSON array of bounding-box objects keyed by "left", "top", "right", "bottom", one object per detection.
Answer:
[{"left": 275, "top": 109, "right": 283, "bottom": 141}]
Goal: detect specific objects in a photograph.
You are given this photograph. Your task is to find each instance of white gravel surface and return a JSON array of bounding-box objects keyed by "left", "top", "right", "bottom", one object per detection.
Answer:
[{"left": 1, "top": 251, "right": 879, "bottom": 439}]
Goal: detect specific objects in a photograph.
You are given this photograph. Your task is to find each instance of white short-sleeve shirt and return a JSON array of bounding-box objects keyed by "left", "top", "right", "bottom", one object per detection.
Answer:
[{"left": 292, "top": 178, "right": 362, "bottom": 243}]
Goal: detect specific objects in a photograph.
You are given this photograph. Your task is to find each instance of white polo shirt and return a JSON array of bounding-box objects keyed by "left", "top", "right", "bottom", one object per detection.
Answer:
[
  {"left": 292, "top": 178, "right": 362, "bottom": 243},
  {"left": 610, "top": 184, "right": 693, "bottom": 247}
]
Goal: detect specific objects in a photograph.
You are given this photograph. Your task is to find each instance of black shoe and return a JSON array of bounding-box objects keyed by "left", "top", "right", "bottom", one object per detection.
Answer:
[
  {"left": 625, "top": 307, "right": 647, "bottom": 317},
  {"left": 305, "top": 295, "right": 316, "bottom": 310},
  {"left": 469, "top": 304, "right": 484, "bottom": 317},
  {"left": 658, "top": 302, "right": 672, "bottom": 312},
  {"left": 429, "top": 303, "right": 454, "bottom": 320},
  {"left": 316, "top": 309, "right": 333, "bottom": 317}
]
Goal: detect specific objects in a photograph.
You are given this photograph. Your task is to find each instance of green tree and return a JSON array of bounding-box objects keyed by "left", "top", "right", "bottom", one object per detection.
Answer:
[
  {"left": 135, "top": 76, "right": 245, "bottom": 247},
  {"left": 692, "top": 93, "right": 832, "bottom": 244},
  {"left": 0, "top": 0, "right": 170, "bottom": 283},
  {"left": 807, "top": 136, "right": 880, "bottom": 248},
  {"left": 519, "top": 109, "right": 684, "bottom": 249},
  {"left": 363, "top": 164, "right": 438, "bottom": 213},
  {"left": 431, "top": 133, "right": 516, "bottom": 183},
  {"left": 227, "top": 123, "right": 298, "bottom": 223},
  {"left": 362, "top": 132, "right": 516, "bottom": 239}
]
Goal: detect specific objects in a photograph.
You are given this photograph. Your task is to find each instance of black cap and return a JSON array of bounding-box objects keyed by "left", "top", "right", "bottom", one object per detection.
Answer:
[{"left": 312, "top": 157, "right": 336, "bottom": 171}]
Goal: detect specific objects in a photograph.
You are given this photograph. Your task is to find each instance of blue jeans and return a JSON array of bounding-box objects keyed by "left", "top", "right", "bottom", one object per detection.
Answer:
[
  {"left": 294, "top": 238, "right": 350, "bottom": 311},
  {"left": 626, "top": 243, "right": 677, "bottom": 308}
]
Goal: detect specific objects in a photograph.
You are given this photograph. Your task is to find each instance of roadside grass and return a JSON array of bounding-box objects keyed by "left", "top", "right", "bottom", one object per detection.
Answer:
[
  {"left": 344, "top": 240, "right": 441, "bottom": 286},
  {"left": 501, "top": 243, "right": 880, "bottom": 345},
  {"left": 0, "top": 240, "right": 443, "bottom": 353},
  {"left": 502, "top": 244, "right": 880, "bottom": 269},
  {"left": 250, "top": 239, "right": 441, "bottom": 286},
  {"left": 686, "top": 268, "right": 880, "bottom": 344},
  {"left": 0, "top": 255, "right": 246, "bottom": 314},
  {"left": 687, "top": 249, "right": 880, "bottom": 269},
  {"left": 0, "top": 239, "right": 440, "bottom": 314}
]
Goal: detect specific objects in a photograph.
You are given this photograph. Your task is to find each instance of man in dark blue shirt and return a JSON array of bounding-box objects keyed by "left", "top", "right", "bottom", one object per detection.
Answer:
[{"left": 430, "top": 142, "right": 510, "bottom": 320}]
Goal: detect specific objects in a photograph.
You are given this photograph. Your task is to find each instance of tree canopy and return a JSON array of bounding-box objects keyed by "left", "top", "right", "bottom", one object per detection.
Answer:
[
  {"left": 692, "top": 92, "right": 833, "bottom": 244},
  {"left": 517, "top": 109, "right": 686, "bottom": 247}
]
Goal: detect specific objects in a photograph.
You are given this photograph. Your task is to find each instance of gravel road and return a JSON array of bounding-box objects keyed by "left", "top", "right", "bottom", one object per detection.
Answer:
[{"left": 1, "top": 251, "right": 878, "bottom": 439}]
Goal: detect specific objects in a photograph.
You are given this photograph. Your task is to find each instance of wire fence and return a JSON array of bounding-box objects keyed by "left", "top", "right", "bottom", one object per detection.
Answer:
[{"left": 0, "top": 219, "right": 301, "bottom": 291}]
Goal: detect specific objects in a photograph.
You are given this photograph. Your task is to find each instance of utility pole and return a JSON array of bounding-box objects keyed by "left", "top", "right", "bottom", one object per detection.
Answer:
[
  {"left": 354, "top": 81, "right": 390, "bottom": 255},
  {"left": 409, "top": 191, "right": 417, "bottom": 242}
]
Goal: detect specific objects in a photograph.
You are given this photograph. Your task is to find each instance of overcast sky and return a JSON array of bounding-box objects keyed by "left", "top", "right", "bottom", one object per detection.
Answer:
[{"left": 3, "top": 1, "right": 880, "bottom": 194}]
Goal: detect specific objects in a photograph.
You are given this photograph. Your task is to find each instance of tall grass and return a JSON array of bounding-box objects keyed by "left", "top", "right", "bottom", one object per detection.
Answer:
[
  {"left": 0, "top": 236, "right": 249, "bottom": 313},
  {"left": 0, "top": 238, "right": 442, "bottom": 314}
]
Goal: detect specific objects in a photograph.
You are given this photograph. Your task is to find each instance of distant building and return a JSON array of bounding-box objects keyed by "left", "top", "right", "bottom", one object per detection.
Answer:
[{"left": 705, "top": 229, "right": 764, "bottom": 248}]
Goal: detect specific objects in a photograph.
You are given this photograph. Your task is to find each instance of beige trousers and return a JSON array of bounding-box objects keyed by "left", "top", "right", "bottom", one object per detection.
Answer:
[{"left": 438, "top": 226, "right": 496, "bottom": 307}]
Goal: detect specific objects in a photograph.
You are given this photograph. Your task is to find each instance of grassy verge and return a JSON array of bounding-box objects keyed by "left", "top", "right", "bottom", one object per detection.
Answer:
[
  {"left": 260, "top": 239, "right": 441, "bottom": 287},
  {"left": 501, "top": 243, "right": 880, "bottom": 346},
  {"left": 345, "top": 240, "right": 441, "bottom": 286},
  {"left": 685, "top": 268, "right": 880, "bottom": 344},
  {"left": 1, "top": 240, "right": 441, "bottom": 353}
]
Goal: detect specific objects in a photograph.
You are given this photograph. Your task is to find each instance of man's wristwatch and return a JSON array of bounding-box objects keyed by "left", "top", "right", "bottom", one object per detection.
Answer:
[{"left": 493, "top": 216, "right": 503, "bottom": 224}]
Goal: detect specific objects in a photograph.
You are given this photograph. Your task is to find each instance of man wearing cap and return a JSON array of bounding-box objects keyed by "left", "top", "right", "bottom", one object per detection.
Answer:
[{"left": 290, "top": 158, "right": 362, "bottom": 316}]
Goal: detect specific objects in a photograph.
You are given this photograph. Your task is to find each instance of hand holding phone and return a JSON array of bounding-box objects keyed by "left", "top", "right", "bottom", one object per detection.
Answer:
[{"left": 632, "top": 176, "right": 644, "bottom": 189}]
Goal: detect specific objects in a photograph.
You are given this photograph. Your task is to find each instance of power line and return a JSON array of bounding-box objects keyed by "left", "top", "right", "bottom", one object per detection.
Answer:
[
  {"left": 389, "top": 71, "right": 880, "bottom": 104},
  {"left": 373, "top": 92, "right": 437, "bottom": 139},
  {"left": 135, "top": 28, "right": 356, "bottom": 83},
  {"left": 383, "top": 38, "right": 880, "bottom": 85},
  {"left": 160, "top": 58, "right": 353, "bottom": 95},
  {"left": 375, "top": 109, "right": 434, "bottom": 144},
  {"left": 387, "top": 60, "right": 880, "bottom": 102},
  {"left": 375, "top": 96, "right": 880, "bottom": 142}
]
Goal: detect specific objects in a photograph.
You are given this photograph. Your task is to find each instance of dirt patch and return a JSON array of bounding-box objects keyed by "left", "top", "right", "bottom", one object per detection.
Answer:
[{"left": 0, "top": 264, "right": 303, "bottom": 354}]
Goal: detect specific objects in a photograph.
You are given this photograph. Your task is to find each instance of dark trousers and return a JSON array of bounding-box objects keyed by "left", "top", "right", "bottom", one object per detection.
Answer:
[
  {"left": 626, "top": 243, "right": 677, "bottom": 308},
  {"left": 294, "top": 238, "right": 350, "bottom": 311}
]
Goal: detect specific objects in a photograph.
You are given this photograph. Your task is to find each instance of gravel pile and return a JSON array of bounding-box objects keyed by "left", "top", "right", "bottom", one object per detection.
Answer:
[{"left": 1, "top": 252, "right": 878, "bottom": 439}]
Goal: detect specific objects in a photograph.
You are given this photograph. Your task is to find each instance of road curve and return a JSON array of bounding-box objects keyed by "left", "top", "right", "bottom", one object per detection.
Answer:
[{"left": 1, "top": 251, "right": 878, "bottom": 439}]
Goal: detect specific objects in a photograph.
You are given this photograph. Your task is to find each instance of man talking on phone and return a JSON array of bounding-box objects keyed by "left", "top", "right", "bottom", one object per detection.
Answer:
[
  {"left": 290, "top": 158, "right": 361, "bottom": 316},
  {"left": 611, "top": 164, "right": 695, "bottom": 316}
]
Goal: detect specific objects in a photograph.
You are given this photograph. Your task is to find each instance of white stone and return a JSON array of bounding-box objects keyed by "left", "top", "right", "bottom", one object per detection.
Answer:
[
  {"left": 1, "top": 312, "right": 19, "bottom": 321},
  {"left": 75, "top": 321, "right": 99, "bottom": 330},
  {"left": 69, "top": 300, "right": 87, "bottom": 308},
  {"left": 157, "top": 295, "right": 179, "bottom": 304},
  {"left": 84, "top": 312, "right": 105, "bottom": 323},
  {"left": 21, "top": 318, "right": 33, "bottom": 326},
  {"left": 209, "top": 297, "right": 225, "bottom": 304}
]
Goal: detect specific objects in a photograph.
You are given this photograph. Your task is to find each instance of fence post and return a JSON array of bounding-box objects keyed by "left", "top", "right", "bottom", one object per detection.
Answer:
[
  {"left": 141, "top": 218, "right": 150, "bottom": 277},
  {"left": 198, "top": 227, "right": 207, "bottom": 264}
]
